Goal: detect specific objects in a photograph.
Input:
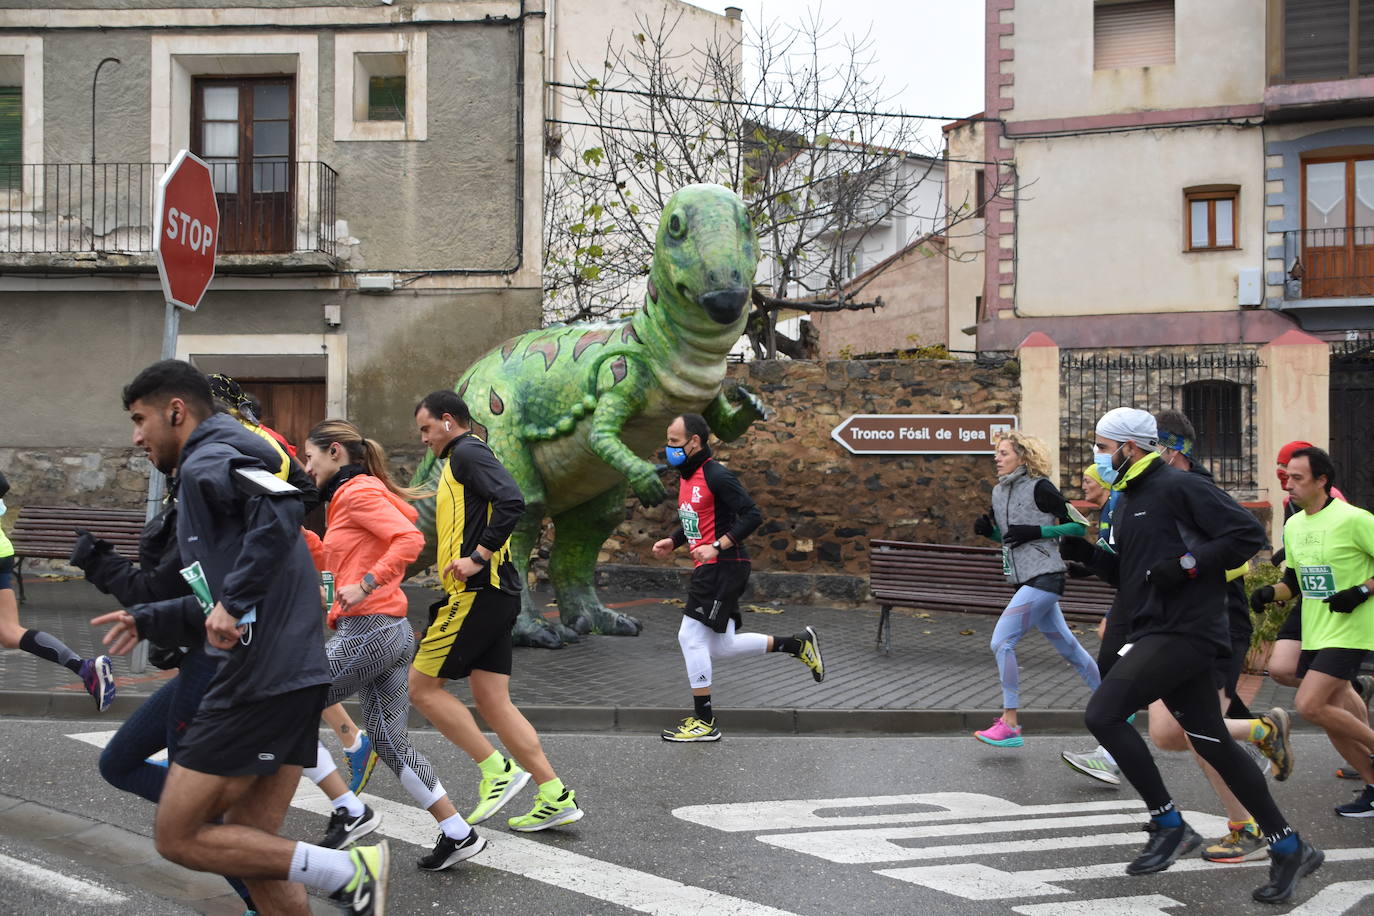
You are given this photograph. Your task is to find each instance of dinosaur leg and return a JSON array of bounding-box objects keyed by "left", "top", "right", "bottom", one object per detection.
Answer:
[
  {"left": 548, "top": 483, "right": 643, "bottom": 637},
  {"left": 507, "top": 500, "right": 581, "bottom": 649}
]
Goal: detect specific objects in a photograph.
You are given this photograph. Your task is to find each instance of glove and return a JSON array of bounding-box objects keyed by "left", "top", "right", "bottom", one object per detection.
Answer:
[
  {"left": 1002, "top": 524, "right": 1042, "bottom": 548},
  {"left": 1059, "top": 536, "right": 1096, "bottom": 564},
  {"left": 1146, "top": 556, "right": 1190, "bottom": 592},
  {"left": 148, "top": 645, "right": 187, "bottom": 671},
  {"left": 1324, "top": 585, "right": 1371, "bottom": 614},
  {"left": 1066, "top": 561, "right": 1095, "bottom": 579},
  {"left": 1249, "top": 585, "right": 1276, "bottom": 614},
  {"left": 69, "top": 528, "right": 112, "bottom": 571},
  {"left": 973, "top": 514, "right": 995, "bottom": 538}
]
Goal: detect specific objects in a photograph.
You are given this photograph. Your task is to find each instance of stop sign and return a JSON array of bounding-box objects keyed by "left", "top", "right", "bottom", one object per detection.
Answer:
[{"left": 154, "top": 150, "right": 219, "bottom": 311}]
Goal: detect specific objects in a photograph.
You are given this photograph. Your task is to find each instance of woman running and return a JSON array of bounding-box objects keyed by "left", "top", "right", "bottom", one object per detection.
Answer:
[
  {"left": 299, "top": 419, "right": 487, "bottom": 871},
  {"left": 973, "top": 431, "right": 1101, "bottom": 747}
]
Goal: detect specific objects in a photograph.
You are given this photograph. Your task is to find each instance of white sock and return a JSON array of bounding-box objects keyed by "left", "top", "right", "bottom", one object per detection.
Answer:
[
  {"left": 344, "top": 733, "right": 364, "bottom": 754},
  {"left": 331, "top": 790, "right": 366, "bottom": 818},
  {"left": 289, "top": 842, "right": 356, "bottom": 893},
  {"left": 438, "top": 812, "right": 472, "bottom": 841}
]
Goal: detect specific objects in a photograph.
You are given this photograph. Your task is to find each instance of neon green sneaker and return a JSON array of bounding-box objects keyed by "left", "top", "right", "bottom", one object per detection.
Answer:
[
  {"left": 328, "top": 840, "right": 389, "bottom": 915},
  {"left": 507, "top": 786, "right": 584, "bottom": 832},
  {"left": 464, "top": 756, "right": 531, "bottom": 825},
  {"left": 661, "top": 716, "right": 721, "bottom": 742},
  {"left": 796, "top": 626, "right": 825, "bottom": 682}
]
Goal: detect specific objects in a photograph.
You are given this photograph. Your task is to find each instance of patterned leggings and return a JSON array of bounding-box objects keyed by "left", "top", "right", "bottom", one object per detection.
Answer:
[
  {"left": 990, "top": 584, "right": 1101, "bottom": 710},
  {"left": 306, "top": 614, "right": 445, "bottom": 809}
]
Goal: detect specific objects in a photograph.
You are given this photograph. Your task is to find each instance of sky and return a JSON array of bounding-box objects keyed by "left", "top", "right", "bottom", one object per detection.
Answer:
[{"left": 687, "top": 0, "right": 985, "bottom": 149}]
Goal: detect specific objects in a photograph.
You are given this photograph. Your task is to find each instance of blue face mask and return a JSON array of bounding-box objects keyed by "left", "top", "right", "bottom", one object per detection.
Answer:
[
  {"left": 0, "top": 499, "right": 6, "bottom": 517},
  {"left": 664, "top": 445, "right": 688, "bottom": 467},
  {"left": 1094, "top": 448, "right": 1120, "bottom": 484}
]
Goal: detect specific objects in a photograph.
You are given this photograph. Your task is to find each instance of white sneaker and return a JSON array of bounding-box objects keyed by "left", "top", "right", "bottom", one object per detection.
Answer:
[{"left": 1062, "top": 747, "right": 1122, "bottom": 785}]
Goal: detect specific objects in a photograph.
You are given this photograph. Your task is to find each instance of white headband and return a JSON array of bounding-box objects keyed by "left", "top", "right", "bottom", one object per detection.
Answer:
[{"left": 1096, "top": 407, "right": 1158, "bottom": 450}]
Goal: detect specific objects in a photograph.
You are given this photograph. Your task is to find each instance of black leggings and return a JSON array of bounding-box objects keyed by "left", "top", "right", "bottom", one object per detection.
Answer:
[{"left": 1084, "top": 633, "right": 1290, "bottom": 839}]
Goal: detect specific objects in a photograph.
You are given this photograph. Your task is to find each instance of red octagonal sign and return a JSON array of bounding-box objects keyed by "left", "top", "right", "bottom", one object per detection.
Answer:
[{"left": 154, "top": 150, "right": 219, "bottom": 311}]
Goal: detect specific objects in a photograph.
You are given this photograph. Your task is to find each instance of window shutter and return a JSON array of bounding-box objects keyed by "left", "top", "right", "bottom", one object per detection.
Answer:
[
  {"left": 0, "top": 86, "right": 21, "bottom": 189},
  {"left": 1094, "top": 1, "right": 1175, "bottom": 70},
  {"left": 1285, "top": 0, "right": 1352, "bottom": 82}
]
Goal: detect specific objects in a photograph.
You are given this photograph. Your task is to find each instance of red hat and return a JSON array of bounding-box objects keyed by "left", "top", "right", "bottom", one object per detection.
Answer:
[{"left": 1277, "top": 440, "right": 1314, "bottom": 465}]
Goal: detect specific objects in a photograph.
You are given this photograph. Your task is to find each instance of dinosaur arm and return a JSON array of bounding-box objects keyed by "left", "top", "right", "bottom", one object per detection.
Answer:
[
  {"left": 586, "top": 358, "right": 666, "bottom": 507},
  {"left": 703, "top": 383, "right": 768, "bottom": 442}
]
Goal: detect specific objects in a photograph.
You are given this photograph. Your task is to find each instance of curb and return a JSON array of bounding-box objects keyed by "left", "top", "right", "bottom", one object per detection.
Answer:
[{"left": 0, "top": 690, "right": 1327, "bottom": 736}]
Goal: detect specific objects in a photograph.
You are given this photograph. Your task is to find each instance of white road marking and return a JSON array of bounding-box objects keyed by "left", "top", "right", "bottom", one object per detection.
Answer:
[
  {"left": 1012, "top": 895, "right": 1183, "bottom": 916},
  {"left": 68, "top": 730, "right": 799, "bottom": 916},
  {"left": 0, "top": 850, "right": 129, "bottom": 905},
  {"left": 1286, "top": 880, "right": 1374, "bottom": 916},
  {"left": 68, "top": 729, "right": 166, "bottom": 761},
  {"left": 757, "top": 812, "right": 1228, "bottom": 864},
  {"left": 674, "top": 791, "right": 1144, "bottom": 832}
]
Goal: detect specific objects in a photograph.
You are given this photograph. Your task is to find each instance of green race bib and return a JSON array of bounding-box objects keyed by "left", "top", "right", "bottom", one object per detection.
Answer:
[
  {"left": 1299, "top": 564, "right": 1337, "bottom": 600},
  {"left": 679, "top": 504, "right": 701, "bottom": 541},
  {"left": 1002, "top": 544, "right": 1012, "bottom": 576}
]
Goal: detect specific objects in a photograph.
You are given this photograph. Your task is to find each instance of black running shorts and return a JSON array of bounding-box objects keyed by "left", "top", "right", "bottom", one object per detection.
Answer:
[
  {"left": 685, "top": 560, "right": 752, "bottom": 634},
  {"left": 414, "top": 588, "right": 519, "bottom": 680},
  {"left": 1276, "top": 604, "right": 1303, "bottom": 643},
  {"left": 1298, "top": 647, "right": 1370, "bottom": 681},
  {"left": 175, "top": 684, "right": 328, "bottom": 777},
  {"left": 0, "top": 556, "right": 11, "bottom": 592}
]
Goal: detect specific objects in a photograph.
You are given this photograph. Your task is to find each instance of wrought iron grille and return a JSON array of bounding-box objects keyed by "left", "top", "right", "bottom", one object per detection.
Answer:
[
  {"left": 1330, "top": 334, "right": 1374, "bottom": 510},
  {"left": 1059, "top": 349, "right": 1262, "bottom": 497}
]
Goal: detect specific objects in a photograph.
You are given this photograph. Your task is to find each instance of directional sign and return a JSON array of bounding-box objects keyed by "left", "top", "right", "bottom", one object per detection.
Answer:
[
  {"left": 153, "top": 150, "right": 219, "bottom": 311},
  {"left": 831, "top": 414, "right": 1019, "bottom": 455}
]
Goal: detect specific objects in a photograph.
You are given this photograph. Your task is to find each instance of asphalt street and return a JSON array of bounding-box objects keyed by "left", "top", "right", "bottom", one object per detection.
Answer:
[{"left": 0, "top": 721, "right": 1373, "bottom": 915}]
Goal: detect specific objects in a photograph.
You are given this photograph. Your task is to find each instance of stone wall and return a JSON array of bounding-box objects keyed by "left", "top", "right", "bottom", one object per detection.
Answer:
[
  {"left": 0, "top": 447, "right": 150, "bottom": 512},
  {"left": 599, "top": 358, "right": 1020, "bottom": 579}
]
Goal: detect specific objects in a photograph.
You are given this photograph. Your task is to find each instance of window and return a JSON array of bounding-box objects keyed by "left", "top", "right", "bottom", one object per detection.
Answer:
[
  {"left": 0, "top": 85, "right": 18, "bottom": 190},
  {"left": 1183, "top": 380, "right": 1242, "bottom": 459},
  {"left": 334, "top": 33, "right": 426, "bottom": 142},
  {"left": 1279, "top": 0, "right": 1374, "bottom": 83},
  {"left": 1185, "top": 187, "right": 1238, "bottom": 251},
  {"left": 1094, "top": 0, "right": 1175, "bottom": 70},
  {"left": 356, "top": 54, "right": 406, "bottom": 122},
  {"left": 973, "top": 168, "right": 985, "bottom": 218},
  {"left": 1300, "top": 154, "right": 1374, "bottom": 297}
]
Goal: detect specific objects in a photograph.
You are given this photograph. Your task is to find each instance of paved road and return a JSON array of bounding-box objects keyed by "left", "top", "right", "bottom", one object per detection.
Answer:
[{"left": 1, "top": 720, "right": 1374, "bottom": 915}]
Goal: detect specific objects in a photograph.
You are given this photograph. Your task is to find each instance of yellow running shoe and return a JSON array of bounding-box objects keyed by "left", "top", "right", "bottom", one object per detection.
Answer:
[
  {"left": 328, "top": 840, "right": 389, "bottom": 915},
  {"left": 507, "top": 787, "right": 584, "bottom": 832},
  {"left": 464, "top": 756, "right": 531, "bottom": 825},
  {"left": 660, "top": 716, "right": 722, "bottom": 742},
  {"left": 796, "top": 626, "right": 825, "bottom": 682}
]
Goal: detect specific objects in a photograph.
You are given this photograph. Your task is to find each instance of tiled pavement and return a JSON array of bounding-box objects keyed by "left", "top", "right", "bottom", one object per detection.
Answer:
[{"left": 1, "top": 577, "right": 1297, "bottom": 733}]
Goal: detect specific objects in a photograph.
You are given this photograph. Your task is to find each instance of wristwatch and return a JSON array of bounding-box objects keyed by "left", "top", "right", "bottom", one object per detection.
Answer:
[
  {"left": 711, "top": 540, "right": 723, "bottom": 551},
  {"left": 470, "top": 550, "right": 489, "bottom": 566},
  {"left": 360, "top": 572, "right": 378, "bottom": 594},
  {"left": 1180, "top": 554, "right": 1198, "bottom": 579}
]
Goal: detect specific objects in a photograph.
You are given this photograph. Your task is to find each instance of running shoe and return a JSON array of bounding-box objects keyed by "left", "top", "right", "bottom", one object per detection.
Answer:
[
  {"left": 329, "top": 840, "right": 389, "bottom": 916},
  {"left": 974, "top": 717, "right": 1023, "bottom": 748},
  {"left": 1337, "top": 755, "right": 1374, "bottom": 780},
  {"left": 79, "top": 656, "right": 116, "bottom": 712},
  {"left": 1201, "top": 822, "right": 1266, "bottom": 863},
  {"left": 1061, "top": 747, "right": 1121, "bottom": 785},
  {"left": 507, "top": 787, "right": 584, "bottom": 832},
  {"left": 464, "top": 757, "right": 531, "bottom": 825},
  {"left": 346, "top": 732, "right": 379, "bottom": 795},
  {"left": 417, "top": 829, "right": 487, "bottom": 871},
  {"left": 322, "top": 805, "right": 381, "bottom": 849},
  {"left": 661, "top": 716, "right": 722, "bottom": 743},
  {"left": 1125, "top": 820, "right": 1201, "bottom": 875},
  {"left": 796, "top": 626, "right": 825, "bottom": 683},
  {"left": 1256, "top": 708, "right": 1294, "bottom": 782},
  {"left": 1334, "top": 784, "right": 1374, "bottom": 817},
  {"left": 1242, "top": 740, "right": 1272, "bottom": 778},
  {"left": 1252, "top": 838, "right": 1324, "bottom": 904}
]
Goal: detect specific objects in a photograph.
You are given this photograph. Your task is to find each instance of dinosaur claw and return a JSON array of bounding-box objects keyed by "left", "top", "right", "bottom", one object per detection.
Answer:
[{"left": 511, "top": 616, "right": 569, "bottom": 649}]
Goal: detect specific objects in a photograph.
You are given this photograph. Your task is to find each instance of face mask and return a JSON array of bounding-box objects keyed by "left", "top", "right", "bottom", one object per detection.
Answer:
[
  {"left": 1093, "top": 450, "right": 1119, "bottom": 485},
  {"left": 664, "top": 445, "right": 688, "bottom": 467},
  {"left": 0, "top": 499, "right": 6, "bottom": 517}
]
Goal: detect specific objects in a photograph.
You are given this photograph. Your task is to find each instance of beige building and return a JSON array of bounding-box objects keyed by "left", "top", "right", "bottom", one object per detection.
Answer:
[{"left": 952, "top": 0, "right": 1374, "bottom": 518}]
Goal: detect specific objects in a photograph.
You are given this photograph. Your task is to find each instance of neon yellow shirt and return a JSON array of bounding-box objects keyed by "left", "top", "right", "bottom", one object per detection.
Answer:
[
  {"left": 1283, "top": 498, "right": 1374, "bottom": 651},
  {"left": 0, "top": 525, "right": 11, "bottom": 560}
]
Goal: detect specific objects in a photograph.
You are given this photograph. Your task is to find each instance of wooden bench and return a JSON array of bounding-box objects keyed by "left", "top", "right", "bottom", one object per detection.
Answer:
[
  {"left": 8, "top": 505, "right": 145, "bottom": 603},
  {"left": 870, "top": 540, "right": 1117, "bottom": 652}
]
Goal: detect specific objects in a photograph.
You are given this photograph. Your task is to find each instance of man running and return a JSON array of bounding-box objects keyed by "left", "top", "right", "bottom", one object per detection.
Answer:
[
  {"left": 94, "top": 360, "right": 389, "bottom": 915},
  {"left": 1064, "top": 407, "right": 1319, "bottom": 904},
  {"left": 410, "top": 390, "right": 583, "bottom": 832},
  {"left": 1254, "top": 447, "right": 1374, "bottom": 815},
  {"left": 651, "top": 413, "right": 824, "bottom": 742}
]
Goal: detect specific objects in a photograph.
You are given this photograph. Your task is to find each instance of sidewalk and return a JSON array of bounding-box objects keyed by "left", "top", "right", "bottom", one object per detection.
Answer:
[{"left": 1, "top": 577, "right": 1298, "bottom": 735}]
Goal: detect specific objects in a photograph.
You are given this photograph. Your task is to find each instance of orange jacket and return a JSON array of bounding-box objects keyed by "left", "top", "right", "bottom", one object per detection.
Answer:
[{"left": 303, "top": 474, "right": 424, "bottom": 628}]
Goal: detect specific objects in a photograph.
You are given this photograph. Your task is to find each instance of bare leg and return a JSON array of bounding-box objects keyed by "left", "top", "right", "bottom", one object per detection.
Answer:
[
  {"left": 1268, "top": 639, "right": 1302, "bottom": 689},
  {"left": 0, "top": 587, "right": 24, "bottom": 648},
  {"left": 321, "top": 703, "right": 362, "bottom": 749},
  {"left": 408, "top": 668, "right": 499, "bottom": 765},
  {"left": 1297, "top": 671, "right": 1374, "bottom": 782},
  {"left": 469, "top": 670, "right": 556, "bottom": 784}
]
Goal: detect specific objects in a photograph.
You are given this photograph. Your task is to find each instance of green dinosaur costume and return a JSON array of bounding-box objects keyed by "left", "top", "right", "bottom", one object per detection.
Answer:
[{"left": 411, "top": 184, "right": 766, "bottom": 647}]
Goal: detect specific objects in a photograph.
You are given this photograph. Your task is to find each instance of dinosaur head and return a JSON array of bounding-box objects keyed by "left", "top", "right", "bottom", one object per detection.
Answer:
[{"left": 649, "top": 184, "right": 759, "bottom": 330}]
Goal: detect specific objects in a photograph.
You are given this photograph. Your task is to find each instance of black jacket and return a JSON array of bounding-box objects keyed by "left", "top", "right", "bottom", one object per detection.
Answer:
[
  {"left": 129, "top": 414, "right": 330, "bottom": 709},
  {"left": 1090, "top": 453, "right": 1265, "bottom": 654}
]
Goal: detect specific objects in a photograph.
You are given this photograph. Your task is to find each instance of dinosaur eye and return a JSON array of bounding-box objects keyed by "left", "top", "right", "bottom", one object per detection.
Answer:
[{"left": 668, "top": 213, "right": 686, "bottom": 239}]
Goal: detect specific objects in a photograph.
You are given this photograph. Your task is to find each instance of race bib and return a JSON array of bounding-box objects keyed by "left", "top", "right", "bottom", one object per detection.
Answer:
[
  {"left": 1298, "top": 564, "right": 1337, "bottom": 600},
  {"left": 679, "top": 503, "right": 701, "bottom": 541},
  {"left": 1001, "top": 544, "right": 1012, "bottom": 576}
]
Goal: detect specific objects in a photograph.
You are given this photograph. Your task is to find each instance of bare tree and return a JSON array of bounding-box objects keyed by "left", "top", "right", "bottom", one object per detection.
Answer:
[{"left": 543, "top": 10, "right": 1013, "bottom": 357}]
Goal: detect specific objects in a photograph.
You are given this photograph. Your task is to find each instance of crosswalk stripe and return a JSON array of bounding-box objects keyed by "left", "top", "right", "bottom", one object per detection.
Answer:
[{"left": 0, "top": 850, "right": 129, "bottom": 905}]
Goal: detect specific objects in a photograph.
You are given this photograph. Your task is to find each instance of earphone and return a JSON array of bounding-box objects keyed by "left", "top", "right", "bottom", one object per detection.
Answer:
[{"left": 445, "top": 421, "right": 451, "bottom": 431}]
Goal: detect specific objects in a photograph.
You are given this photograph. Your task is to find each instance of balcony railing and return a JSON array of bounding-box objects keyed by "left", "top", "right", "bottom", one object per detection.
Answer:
[
  {"left": 1283, "top": 227, "right": 1374, "bottom": 300},
  {"left": 0, "top": 161, "right": 339, "bottom": 261}
]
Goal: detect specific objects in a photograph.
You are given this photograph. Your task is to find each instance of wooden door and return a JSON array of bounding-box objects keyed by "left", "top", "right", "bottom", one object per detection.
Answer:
[
  {"left": 236, "top": 379, "right": 326, "bottom": 454},
  {"left": 1304, "top": 156, "right": 1374, "bottom": 298},
  {"left": 192, "top": 78, "right": 295, "bottom": 253}
]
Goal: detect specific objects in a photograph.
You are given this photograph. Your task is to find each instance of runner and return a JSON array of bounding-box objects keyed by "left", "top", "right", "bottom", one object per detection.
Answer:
[
  {"left": 410, "top": 390, "right": 583, "bottom": 832},
  {"left": 94, "top": 360, "right": 389, "bottom": 915},
  {"left": 0, "top": 470, "right": 115, "bottom": 711},
  {"left": 299, "top": 419, "right": 487, "bottom": 870},
  {"left": 1255, "top": 447, "right": 1374, "bottom": 816},
  {"left": 972, "top": 431, "right": 1099, "bottom": 748},
  {"left": 208, "top": 371, "right": 380, "bottom": 795},
  {"left": 650, "top": 413, "right": 824, "bottom": 743},
  {"left": 1066, "top": 407, "right": 1319, "bottom": 903}
]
